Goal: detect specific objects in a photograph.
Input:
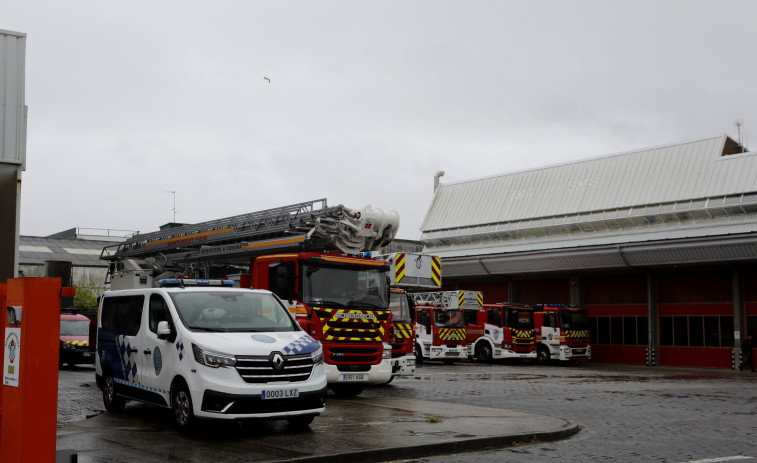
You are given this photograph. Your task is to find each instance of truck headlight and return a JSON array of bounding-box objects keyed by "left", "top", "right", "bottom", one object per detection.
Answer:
[
  {"left": 382, "top": 342, "right": 392, "bottom": 359},
  {"left": 192, "top": 343, "right": 237, "bottom": 368},
  {"left": 311, "top": 346, "right": 324, "bottom": 365}
]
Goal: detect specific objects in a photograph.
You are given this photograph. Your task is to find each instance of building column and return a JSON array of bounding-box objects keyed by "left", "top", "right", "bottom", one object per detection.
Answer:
[
  {"left": 733, "top": 267, "right": 745, "bottom": 370},
  {"left": 647, "top": 272, "right": 658, "bottom": 367}
]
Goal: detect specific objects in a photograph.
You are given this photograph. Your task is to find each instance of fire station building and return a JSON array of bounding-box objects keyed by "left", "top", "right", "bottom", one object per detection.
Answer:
[{"left": 420, "top": 135, "right": 757, "bottom": 369}]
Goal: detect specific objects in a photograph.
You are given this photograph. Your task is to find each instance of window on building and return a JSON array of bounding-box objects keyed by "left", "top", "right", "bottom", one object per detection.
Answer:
[
  {"left": 597, "top": 317, "right": 610, "bottom": 344},
  {"left": 611, "top": 317, "right": 623, "bottom": 344},
  {"left": 623, "top": 316, "right": 636, "bottom": 345},
  {"left": 660, "top": 315, "right": 733, "bottom": 347},
  {"left": 689, "top": 316, "right": 704, "bottom": 347},
  {"left": 589, "top": 316, "right": 648, "bottom": 346},
  {"left": 637, "top": 317, "right": 648, "bottom": 345}
]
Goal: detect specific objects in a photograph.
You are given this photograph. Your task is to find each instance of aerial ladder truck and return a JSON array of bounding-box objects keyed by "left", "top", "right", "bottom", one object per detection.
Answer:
[
  {"left": 410, "top": 290, "right": 471, "bottom": 364},
  {"left": 101, "top": 199, "right": 400, "bottom": 396},
  {"left": 371, "top": 253, "right": 442, "bottom": 380}
]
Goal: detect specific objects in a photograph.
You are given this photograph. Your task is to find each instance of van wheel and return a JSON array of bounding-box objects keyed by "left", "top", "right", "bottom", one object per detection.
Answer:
[
  {"left": 172, "top": 381, "right": 196, "bottom": 433},
  {"left": 477, "top": 343, "right": 493, "bottom": 363},
  {"left": 103, "top": 374, "right": 126, "bottom": 412},
  {"left": 286, "top": 415, "right": 315, "bottom": 428},
  {"left": 330, "top": 384, "right": 365, "bottom": 397},
  {"left": 537, "top": 346, "right": 551, "bottom": 365}
]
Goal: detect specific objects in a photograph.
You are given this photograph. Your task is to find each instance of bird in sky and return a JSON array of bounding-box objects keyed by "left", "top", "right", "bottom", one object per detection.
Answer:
[{"left": 264, "top": 77, "right": 271, "bottom": 83}]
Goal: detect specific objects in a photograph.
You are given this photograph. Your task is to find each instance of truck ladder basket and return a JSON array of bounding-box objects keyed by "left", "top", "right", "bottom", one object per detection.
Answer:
[{"left": 410, "top": 291, "right": 483, "bottom": 310}]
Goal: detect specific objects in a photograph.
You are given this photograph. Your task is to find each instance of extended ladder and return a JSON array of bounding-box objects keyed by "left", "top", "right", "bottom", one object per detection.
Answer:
[{"left": 101, "top": 198, "right": 399, "bottom": 263}]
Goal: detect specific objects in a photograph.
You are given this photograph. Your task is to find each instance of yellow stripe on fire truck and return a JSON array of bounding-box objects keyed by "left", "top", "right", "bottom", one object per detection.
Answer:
[
  {"left": 393, "top": 323, "right": 413, "bottom": 339},
  {"left": 431, "top": 256, "right": 441, "bottom": 287},
  {"left": 566, "top": 330, "right": 590, "bottom": 338},
  {"left": 64, "top": 340, "right": 89, "bottom": 347},
  {"left": 395, "top": 253, "right": 406, "bottom": 284},
  {"left": 438, "top": 328, "right": 466, "bottom": 341},
  {"left": 514, "top": 330, "right": 534, "bottom": 338}
]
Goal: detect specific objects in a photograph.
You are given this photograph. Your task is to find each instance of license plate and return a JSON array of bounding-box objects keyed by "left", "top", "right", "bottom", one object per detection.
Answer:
[
  {"left": 341, "top": 374, "right": 366, "bottom": 382},
  {"left": 261, "top": 388, "right": 299, "bottom": 400},
  {"left": 83, "top": 352, "right": 91, "bottom": 357},
  {"left": 574, "top": 349, "right": 585, "bottom": 354}
]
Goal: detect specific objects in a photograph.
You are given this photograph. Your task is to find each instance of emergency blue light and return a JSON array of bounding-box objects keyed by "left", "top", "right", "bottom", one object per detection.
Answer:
[{"left": 157, "top": 279, "right": 236, "bottom": 287}]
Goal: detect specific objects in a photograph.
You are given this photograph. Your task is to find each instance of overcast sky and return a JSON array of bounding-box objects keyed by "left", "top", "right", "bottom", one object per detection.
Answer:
[{"left": 4, "top": 1, "right": 757, "bottom": 241}]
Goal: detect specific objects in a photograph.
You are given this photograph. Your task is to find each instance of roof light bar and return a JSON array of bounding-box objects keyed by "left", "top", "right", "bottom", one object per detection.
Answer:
[{"left": 157, "top": 279, "right": 236, "bottom": 287}]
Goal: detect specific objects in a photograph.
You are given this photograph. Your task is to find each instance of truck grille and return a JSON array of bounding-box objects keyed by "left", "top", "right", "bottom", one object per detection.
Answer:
[
  {"left": 325, "top": 345, "right": 381, "bottom": 364},
  {"left": 234, "top": 353, "right": 314, "bottom": 384}
]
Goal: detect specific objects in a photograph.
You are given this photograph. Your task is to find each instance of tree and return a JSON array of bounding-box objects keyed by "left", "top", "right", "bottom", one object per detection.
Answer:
[{"left": 73, "top": 277, "right": 103, "bottom": 313}]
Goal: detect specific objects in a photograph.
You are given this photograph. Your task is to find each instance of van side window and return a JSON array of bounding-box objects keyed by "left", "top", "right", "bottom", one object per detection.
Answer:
[
  {"left": 149, "top": 294, "right": 174, "bottom": 335},
  {"left": 101, "top": 295, "right": 144, "bottom": 336}
]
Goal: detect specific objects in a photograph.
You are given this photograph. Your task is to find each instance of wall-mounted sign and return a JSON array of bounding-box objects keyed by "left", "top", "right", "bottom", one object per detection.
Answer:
[{"left": 4, "top": 327, "right": 21, "bottom": 387}]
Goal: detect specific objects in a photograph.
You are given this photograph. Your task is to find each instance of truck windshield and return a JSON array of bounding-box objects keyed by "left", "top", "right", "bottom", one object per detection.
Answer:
[
  {"left": 559, "top": 310, "right": 589, "bottom": 330},
  {"left": 507, "top": 309, "right": 534, "bottom": 330},
  {"left": 434, "top": 309, "right": 465, "bottom": 328},
  {"left": 61, "top": 320, "right": 90, "bottom": 336},
  {"left": 301, "top": 262, "right": 388, "bottom": 310},
  {"left": 389, "top": 292, "right": 411, "bottom": 323},
  {"left": 170, "top": 291, "right": 299, "bottom": 332}
]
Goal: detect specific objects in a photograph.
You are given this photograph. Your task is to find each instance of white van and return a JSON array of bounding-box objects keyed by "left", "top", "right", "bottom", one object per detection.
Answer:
[{"left": 95, "top": 279, "right": 327, "bottom": 432}]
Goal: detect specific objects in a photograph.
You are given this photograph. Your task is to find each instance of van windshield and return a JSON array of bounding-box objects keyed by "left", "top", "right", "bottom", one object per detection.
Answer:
[{"left": 170, "top": 291, "right": 299, "bottom": 332}]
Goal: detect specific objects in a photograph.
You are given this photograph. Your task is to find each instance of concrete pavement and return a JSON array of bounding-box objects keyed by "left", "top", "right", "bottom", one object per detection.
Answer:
[{"left": 56, "top": 391, "right": 579, "bottom": 463}]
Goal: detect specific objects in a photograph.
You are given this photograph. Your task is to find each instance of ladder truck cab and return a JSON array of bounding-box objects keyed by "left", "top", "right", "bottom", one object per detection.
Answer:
[
  {"left": 372, "top": 253, "right": 442, "bottom": 379},
  {"left": 464, "top": 302, "right": 537, "bottom": 363},
  {"left": 411, "top": 291, "right": 471, "bottom": 364},
  {"left": 101, "top": 199, "right": 400, "bottom": 397},
  {"left": 533, "top": 304, "right": 591, "bottom": 364}
]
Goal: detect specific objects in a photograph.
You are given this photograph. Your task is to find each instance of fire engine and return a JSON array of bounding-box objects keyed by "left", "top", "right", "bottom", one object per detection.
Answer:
[
  {"left": 533, "top": 304, "right": 591, "bottom": 364},
  {"left": 374, "top": 253, "right": 442, "bottom": 380},
  {"left": 463, "top": 302, "right": 537, "bottom": 362},
  {"left": 101, "top": 199, "right": 399, "bottom": 396},
  {"left": 411, "top": 291, "right": 472, "bottom": 364}
]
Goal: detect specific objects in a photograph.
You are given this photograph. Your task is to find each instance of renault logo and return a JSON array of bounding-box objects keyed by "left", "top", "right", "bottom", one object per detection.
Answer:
[{"left": 271, "top": 353, "right": 285, "bottom": 370}]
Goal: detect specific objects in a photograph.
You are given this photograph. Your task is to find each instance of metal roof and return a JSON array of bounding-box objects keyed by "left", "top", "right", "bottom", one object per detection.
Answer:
[
  {"left": 421, "top": 135, "right": 757, "bottom": 255},
  {"left": 19, "top": 236, "right": 114, "bottom": 267}
]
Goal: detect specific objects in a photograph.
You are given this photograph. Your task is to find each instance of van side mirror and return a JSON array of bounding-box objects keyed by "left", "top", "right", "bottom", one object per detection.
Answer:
[{"left": 157, "top": 321, "right": 172, "bottom": 340}]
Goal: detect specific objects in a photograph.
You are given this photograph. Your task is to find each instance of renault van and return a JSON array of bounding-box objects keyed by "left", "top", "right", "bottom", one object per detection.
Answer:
[{"left": 95, "top": 279, "right": 327, "bottom": 432}]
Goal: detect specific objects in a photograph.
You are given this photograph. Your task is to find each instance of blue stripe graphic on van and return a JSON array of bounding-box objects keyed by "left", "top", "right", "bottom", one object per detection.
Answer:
[
  {"left": 114, "top": 378, "right": 169, "bottom": 395},
  {"left": 282, "top": 335, "right": 320, "bottom": 355}
]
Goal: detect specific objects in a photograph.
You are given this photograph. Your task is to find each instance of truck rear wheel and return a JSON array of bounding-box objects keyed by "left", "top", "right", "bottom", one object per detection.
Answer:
[
  {"left": 415, "top": 345, "right": 424, "bottom": 364},
  {"left": 330, "top": 384, "right": 365, "bottom": 397},
  {"left": 476, "top": 343, "right": 493, "bottom": 363}
]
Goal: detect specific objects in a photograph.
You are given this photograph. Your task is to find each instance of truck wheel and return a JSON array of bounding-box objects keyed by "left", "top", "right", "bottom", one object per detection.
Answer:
[
  {"left": 537, "top": 346, "right": 551, "bottom": 365},
  {"left": 286, "top": 415, "right": 315, "bottom": 428},
  {"left": 172, "top": 380, "right": 196, "bottom": 434},
  {"left": 102, "top": 373, "right": 126, "bottom": 412},
  {"left": 330, "top": 384, "right": 365, "bottom": 397},
  {"left": 477, "top": 343, "right": 493, "bottom": 363},
  {"left": 415, "top": 345, "right": 424, "bottom": 365}
]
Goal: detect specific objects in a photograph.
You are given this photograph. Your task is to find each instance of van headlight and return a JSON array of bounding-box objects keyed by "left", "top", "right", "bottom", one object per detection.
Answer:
[
  {"left": 192, "top": 344, "right": 237, "bottom": 368},
  {"left": 310, "top": 346, "right": 324, "bottom": 365}
]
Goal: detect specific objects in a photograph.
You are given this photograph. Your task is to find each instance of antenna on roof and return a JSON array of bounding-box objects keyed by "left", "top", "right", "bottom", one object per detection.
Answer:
[
  {"left": 166, "top": 190, "right": 177, "bottom": 222},
  {"left": 735, "top": 120, "right": 747, "bottom": 152}
]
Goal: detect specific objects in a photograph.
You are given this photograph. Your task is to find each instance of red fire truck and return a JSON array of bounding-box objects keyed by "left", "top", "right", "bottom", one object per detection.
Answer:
[
  {"left": 373, "top": 253, "right": 442, "bottom": 380},
  {"left": 533, "top": 304, "right": 591, "bottom": 364},
  {"left": 102, "top": 199, "right": 399, "bottom": 396},
  {"left": 411, "top": 291, "right": 471, "bottom": 364},
  {"left": 464, "top": 302, "right": 537, "bottom": 362}
]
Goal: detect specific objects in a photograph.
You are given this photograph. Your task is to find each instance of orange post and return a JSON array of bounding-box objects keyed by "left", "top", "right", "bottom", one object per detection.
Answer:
[{"left": 0, "top": 278, "right": 63, "bottom": 462}]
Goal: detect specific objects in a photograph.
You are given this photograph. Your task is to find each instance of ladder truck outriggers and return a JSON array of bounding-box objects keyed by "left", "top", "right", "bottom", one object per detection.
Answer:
[
  {"left": 101, "top": 199, "right": 400, "bottom": 396},
  {"left": 464, "top": 302, "right": 537, "bottom": 363},
  {"left": 410, "top": 290, "right": 471, "bottom": 364},
  {"left": 373, "top": 253, "right": 442, "bottom": 380},
  {"left": 533, "top": 304, "right": 591, "bottom": 364}
]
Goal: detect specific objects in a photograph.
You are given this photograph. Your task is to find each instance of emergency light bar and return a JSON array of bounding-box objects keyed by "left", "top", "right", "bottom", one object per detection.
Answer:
[{"left": 157, "top": 279, "right": 236, "bottom": 288}]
